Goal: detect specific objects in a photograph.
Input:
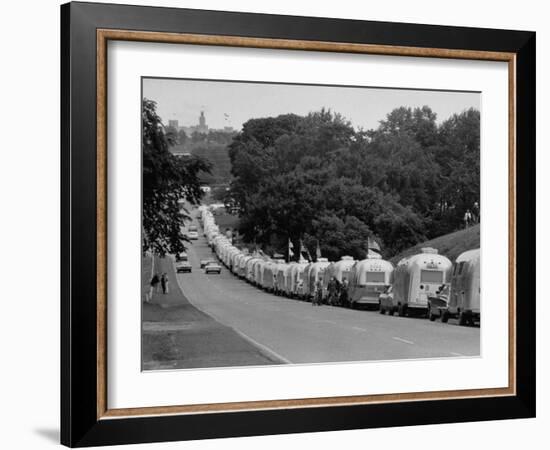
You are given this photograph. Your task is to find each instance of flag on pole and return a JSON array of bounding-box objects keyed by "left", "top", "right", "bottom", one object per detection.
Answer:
[
  {"left": 288, "top": 238, "right": 294, "bottom": 260},
  {"left": 316, "top": 241, "right": 322, "bottom": 260},
  {"left": 299, "top": 239, "right": 311, "bottom": 262},
  {"left": 367, "top": 236, "right": 381, "bottom": 252}
]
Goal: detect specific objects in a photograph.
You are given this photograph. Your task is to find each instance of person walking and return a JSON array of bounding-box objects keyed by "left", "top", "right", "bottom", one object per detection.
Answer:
[
  {"left": 464, "top": 209, "right": 473, "bottom": 228},
  {"left": 472, "top": 201, "right": 480, "bottom": 223},
  {"left": 160, "top": 273, "right": 168, "bottom": 294},
  {"left": 335, "top": 278, "right": 342, "bottom": 306},
  {"left": 150, "top": 273, "right": 160, "bottom": 294},
  {"left": 164, "top": 274, "right": 170, "bottom": 294},
  {"left": 328, "top": 276, "right": 338, "bottom": 306},
  {"left": 313, "top": 278, "right": 323, "bottom": 306},
  {"left": 148, "top": 273, "right": 160, "bottom": 302},
  {"left": 340, "top": 277, "right": 350, "bottom": 308}
]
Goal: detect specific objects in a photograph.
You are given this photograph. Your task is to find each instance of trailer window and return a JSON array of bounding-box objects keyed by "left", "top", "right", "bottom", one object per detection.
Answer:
[
  {"left": 421, "top": 270, "right": 443, "bottom": 283},
  {"left": 366, "top": 271, "right": 385, "bottom": 283}
]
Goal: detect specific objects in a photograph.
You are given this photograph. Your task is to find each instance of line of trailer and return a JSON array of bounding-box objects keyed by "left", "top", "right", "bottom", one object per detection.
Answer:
[{"left": 198, "top": 205, "right": 480, "bottom": 327}]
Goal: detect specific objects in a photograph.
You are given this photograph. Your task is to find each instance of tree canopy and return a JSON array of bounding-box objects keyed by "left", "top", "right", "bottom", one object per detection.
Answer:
[
  {"left": 227, "top": 106, "right": 480, "bottom": 259},
  {"left": 142, "top": 99, "right": 211, "bottom": 256}
]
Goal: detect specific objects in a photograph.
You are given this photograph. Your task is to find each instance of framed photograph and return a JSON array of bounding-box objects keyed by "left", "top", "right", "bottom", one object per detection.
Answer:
[{"left": 61, "top": 1, "right": 535, "bottom": 447}]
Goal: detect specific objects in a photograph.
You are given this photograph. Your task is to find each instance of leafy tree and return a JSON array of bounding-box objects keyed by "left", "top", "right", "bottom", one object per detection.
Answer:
[
  {"left": 226, "top": 105, "right": 478, "bottom": 259},
  {"left": 228, "top": 114, "right": 303, "bottom": 213},
  {"left": 365, "top": 107, "right": 441, "bottom": 214},
  {"left": 207, "top": 129, "right": 237, "bottom": 145},
  {"left": 177, "top": 128, "right": 188, "bottom": 147},
  {"left": 304, "top": 215, "right": 373, "bottom": 261},
  {"left": 427, "top": 108, "right": 480, "bottom": 234},
  {"left": 142, "top": 99, "right": 211, "bottom": 256},
  {"left": 191, "top": 131, "right": 208, "bottom": 143}
]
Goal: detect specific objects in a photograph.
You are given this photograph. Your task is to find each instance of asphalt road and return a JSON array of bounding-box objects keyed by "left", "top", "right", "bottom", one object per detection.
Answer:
[
  {"left": 175, "top": 226, "right": 480, "bottom": 365},
  {"left": 142, "top": 256, "right": 280, "bottom": 370}
]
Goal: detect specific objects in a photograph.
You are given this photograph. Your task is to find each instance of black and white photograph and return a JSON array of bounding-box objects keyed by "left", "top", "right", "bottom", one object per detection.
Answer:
[
  {"left": 0, "top": 0, "right": 542, "bottom": 447},
  {"left": 141, "top": 77, "right": 481, "bottom": 371}
]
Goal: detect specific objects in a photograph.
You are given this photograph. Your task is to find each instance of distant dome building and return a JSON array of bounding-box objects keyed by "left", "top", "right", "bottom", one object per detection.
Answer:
[
  {"left": 180, "top": 110, "right": 209, "bottom": 135},
  {"left": 196, "top": 111, "right": 208, "bottom": 134}
]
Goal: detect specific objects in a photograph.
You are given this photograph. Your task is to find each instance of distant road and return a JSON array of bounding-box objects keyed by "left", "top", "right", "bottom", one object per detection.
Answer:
[{"left": 175, "top": 224, "right": 480, "bottom": 365}]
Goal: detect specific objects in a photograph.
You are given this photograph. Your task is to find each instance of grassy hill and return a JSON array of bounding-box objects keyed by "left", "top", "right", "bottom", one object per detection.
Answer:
[{"left": 390, "top": 224, "right": 480, "bottom": 264}]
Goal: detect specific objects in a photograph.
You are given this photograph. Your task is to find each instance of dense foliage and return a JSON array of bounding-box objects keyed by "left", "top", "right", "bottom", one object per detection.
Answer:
[
  {"left": 142, "top": 99, "right": 211, "bottom": 256},
  {"left": 228, "top": 106, "right": 480, "bottom": 259},
  {"left": 167, "top": 127, "right": 236, "bottom": 185}
]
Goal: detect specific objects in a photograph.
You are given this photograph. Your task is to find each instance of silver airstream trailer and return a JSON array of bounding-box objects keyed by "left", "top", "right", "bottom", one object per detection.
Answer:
[
  {"left": 288, "top": 262, "right": 309, "bottom": 298},
  {"left": 392, "top": 248, "right": 452, "bottom": 316},
  {"left": 443, "top": 249, "right": 480, "bottom": 325},
  {"left": 296, "top": 263, "right": 312, "bottom": 299},
  {"left": 322, "top": 256, "right": 355, "bottom": 302},
  {"left": 253, "top": 259, "right": 267, "bottom": 287},
  {"left": 224, "top": 246, "right": 237, "bottom": 269},
  {"left": 273, "top": 262, "right": 290, "bottom": 295},
  {"left": 276, "top": 263, "right": 294, "bottom": 296},
  {"left": 238, "top": 255, "right": 253, "bottom": 278},
  {"left": 262, "top": 260, "right": 280, "bottom": 292},
  {"left": 251, "top": 259, "right": 262, "bottom": 285},
  {"left": 217, "top": 243, "right": 231, "bottom": 267},
  {"left": 262, "top": 259, "right": 285, "bottom": 293},
  {"left": 230, "top": 248, "right": 241, "bottom": 272},
  {"left": 232, "top": 251, "right": 245, "bottom": 275},
  {"left": 348, "top": 252, "right": 393, "bottom": 309},
  {"left": 303, "top": 258, "right": 330, "bottom": 301},
  {"left": 245, "top": 257, "right": 262, "bottom": 283},
  {"left": 207, "top": 229, "right": 220, "bottom": 247},
  {"left": 232, "top": 253, "right": 242, "bottom": 275}
]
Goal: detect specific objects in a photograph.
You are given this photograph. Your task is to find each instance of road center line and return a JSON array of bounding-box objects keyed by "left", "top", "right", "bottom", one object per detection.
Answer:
[
  {"left": 352, "top": 326, "right": 368, "bottom": 332},
  {"left": 392, "top": 336, "right": 414, "bottom": 345}
]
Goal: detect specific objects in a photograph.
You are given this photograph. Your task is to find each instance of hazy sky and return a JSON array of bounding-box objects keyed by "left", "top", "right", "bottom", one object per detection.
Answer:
[{"left": 143, "top": 77, "right": 480, "bottom": 132}]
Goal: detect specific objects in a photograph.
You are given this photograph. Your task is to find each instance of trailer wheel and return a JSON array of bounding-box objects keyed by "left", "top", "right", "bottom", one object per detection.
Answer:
[{"left": 429, "top": 310, "right": 437, "bottom": 321}]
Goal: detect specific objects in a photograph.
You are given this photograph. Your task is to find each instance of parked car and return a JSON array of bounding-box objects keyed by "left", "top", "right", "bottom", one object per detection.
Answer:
[
  {"left": 188, "top": 231, "right": 199, "bottom": 240},
  {"left": 204, "top": 262, "right": 222, "bottom": 274},
  {"left": 175, "top": 252, "right": 188, "bottom": 262},
  {"left": 200, "top": 259, "right": 216, "bottom": 268},
  {"left": 176, "top": 261, "right": 192, "bottom": 273},
  {"left": 378, "top": 285, "right": 396, "bottom": 315}
]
